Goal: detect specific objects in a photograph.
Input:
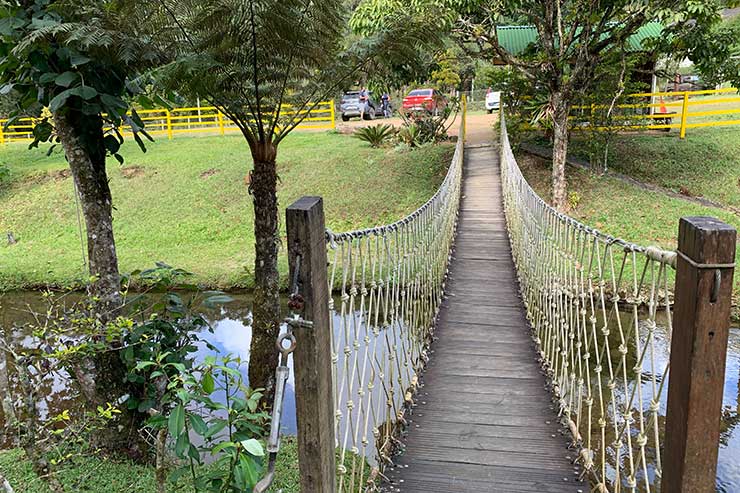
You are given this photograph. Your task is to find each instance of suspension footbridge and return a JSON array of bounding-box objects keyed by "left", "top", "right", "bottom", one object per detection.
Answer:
[{"left": 260, "top": 101, "right": 736, "bottom": 493}]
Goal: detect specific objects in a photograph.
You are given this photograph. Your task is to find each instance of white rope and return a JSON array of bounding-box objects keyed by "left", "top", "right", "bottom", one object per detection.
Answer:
[
  {"left": 500, "top": 111, "right": 675, "bottom": 493},
  {"left": 327, "top": 114, "right": 465, "bottom": 492}
]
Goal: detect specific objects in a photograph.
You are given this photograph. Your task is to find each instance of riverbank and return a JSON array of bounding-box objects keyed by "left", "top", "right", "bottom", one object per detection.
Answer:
[{"left": 0, "top": 132, "right": 452, "bottom": 291}]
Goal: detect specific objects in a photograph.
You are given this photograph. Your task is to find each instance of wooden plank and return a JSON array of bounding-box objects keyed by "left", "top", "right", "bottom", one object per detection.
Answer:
[
  {"left": 286, "top": 197, "right": 336, "bottom": 493},
  {"left": 389, "top": 144, "right": 575, "bottom": 491},
  {"left": 662, "top": 216, "right": 736, "bottom": 493}
]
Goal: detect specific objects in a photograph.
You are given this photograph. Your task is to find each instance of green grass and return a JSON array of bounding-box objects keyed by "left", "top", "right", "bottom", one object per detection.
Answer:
[
  {"left": 0, "top": 437, "right": 375, "bottom": 493},
  {"left": 0, "top": 132, "right": 452, "bottom": 291},
  {"left": 0, "top": 442, "right": 300, "bottom": 492},
  {"left": 569, "top": 126, "right": 740, "bottom": 209}
]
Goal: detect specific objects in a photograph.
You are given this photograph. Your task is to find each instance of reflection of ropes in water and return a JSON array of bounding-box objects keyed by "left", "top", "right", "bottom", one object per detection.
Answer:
[
  {"left": 325, "top": 118, "right": 464, "bottom": 492},
  {"left": 500, "top": 110, "right": 678, "bottom": 493}
]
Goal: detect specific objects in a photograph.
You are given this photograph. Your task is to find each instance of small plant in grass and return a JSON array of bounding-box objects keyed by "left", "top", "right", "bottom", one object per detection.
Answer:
[{"left": 353, "top": 124, "right": 396, "bottom": 148}]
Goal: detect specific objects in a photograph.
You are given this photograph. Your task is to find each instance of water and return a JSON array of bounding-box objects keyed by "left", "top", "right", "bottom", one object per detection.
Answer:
[{"left": 1, "top": 291, "right": 739, "bottom": 490}]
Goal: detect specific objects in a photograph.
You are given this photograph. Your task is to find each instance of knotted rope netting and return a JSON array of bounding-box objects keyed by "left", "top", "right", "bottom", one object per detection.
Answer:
[
  {"left": 325, "top": 116, "right": 464, "bottom": 492},
  {"left": 500, "top": 111, "right": 677, "bottom": 493}
]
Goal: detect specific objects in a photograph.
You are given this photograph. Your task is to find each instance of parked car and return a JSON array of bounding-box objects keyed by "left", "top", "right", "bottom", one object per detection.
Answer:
[
  {"left": 340, "top": 91, "right": 384, "bottom": 121},
  {"left": 485, "top": 90, "right": 501, "bottom": 113},
  {"left": 402, "top": 88, "right": 447, "bottom": 115},
  {"left": 667, "top": 75, "right": 713, "bottom": 92}
]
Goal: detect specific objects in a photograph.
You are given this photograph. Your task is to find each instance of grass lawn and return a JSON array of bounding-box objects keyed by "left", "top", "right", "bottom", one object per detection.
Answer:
[
  {"left": 515, "top": 151, "right": 740, "bottom": 295},
  {"left": 0, "top": 439, "right": 302, "bottom": 492},
  {"left": 568, "top": 126, "right": 740, "bottom": 209},
  {"left": 0, "top": 132, "right": 452, "bottom": 291}
]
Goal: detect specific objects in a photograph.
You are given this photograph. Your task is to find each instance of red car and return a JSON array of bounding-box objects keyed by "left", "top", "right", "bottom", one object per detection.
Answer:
[{"left": 402, "top": 88, "right": 447, "bottom": 115}]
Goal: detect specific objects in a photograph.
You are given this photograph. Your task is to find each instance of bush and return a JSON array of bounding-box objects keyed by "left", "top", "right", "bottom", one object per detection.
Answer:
[{"left": 353, "top": 124, "right": 396, "bottom": 147}]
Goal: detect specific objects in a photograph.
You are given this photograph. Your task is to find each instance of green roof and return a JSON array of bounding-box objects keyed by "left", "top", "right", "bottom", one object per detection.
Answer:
[{"left": 496, "top": 22, "right": 664, "bottom": 55}]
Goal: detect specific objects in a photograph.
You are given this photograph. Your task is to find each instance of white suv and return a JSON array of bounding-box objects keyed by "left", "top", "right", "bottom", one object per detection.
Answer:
[{"left": 485, "top": 91, "right": 501, "bottom": 113}]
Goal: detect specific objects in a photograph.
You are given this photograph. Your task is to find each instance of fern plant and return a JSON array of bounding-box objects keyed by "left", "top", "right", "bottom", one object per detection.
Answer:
[{"left": 354, "top": 124, "right": 396, "bottom": 147}]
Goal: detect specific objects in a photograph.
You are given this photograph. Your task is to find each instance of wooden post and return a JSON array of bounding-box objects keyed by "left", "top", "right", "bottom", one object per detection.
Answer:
[
  {"left": 679, "top": 91, "right": 689, "bottom": 139},
  {"left": 662, "top": 216, "right": 736, "bottom": 492},
  {"left": 286, "top": 196, "right": 336, "bottom": 493}
]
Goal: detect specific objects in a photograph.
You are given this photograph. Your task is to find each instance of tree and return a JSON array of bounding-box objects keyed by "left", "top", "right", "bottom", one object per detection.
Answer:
[
  {"left": 457, "top": 0, "right": 740, "bottom": 209},
  {"left": 146, "top": 0, "right": 435, "bottom": 394},
  {"left": 0, "top": 0, "right": 159, "bottom": 311},
  {"left": 0, "top": 0, "right": 161, "bottom": 454}
]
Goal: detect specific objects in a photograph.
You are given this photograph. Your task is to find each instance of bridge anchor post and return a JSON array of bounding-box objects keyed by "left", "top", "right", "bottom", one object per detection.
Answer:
[
  {"left": 662, "top": 216, "right": 736, "bottom": 492},
  {"left": 286, "top": 196, "right": 337, "bottom": 493}
]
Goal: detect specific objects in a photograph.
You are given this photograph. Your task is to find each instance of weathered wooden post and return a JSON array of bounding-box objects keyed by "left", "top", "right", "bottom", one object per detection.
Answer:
[
  {"left": 286, "top": 196, "right": 336, "bottom": 493},
  {"left": 662, "top": 216, "right": 736, "bottom": 492}
]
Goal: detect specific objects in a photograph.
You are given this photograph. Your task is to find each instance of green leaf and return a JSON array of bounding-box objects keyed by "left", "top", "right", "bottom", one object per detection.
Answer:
[
  {"left": 71, "top": 86, "right": 98, "bottom": 100},
  {"left": 204, "top": 419, "right": 228, "bottom": 438},
  {"left": 134, "top": 360, "right": 156, "bottom": 371},
  {"left": 174, "top": 431, "right": 190, "bottom": 458},
  {"left": 210, "top": 441, "right": 237, "bottom": 455},
  {"left": 187, "top": 444, "right": 200, "bottom": 463},
  {"left": 202, "top": 372, "right": 215, "bottom": 394},
  {"left": 54, "top": 72, "right": 79, "bottom": 88},
  {"left": 240, "top": 453, "right": 260, "bottom": 488},
  {"left": 38, "top": 73, "right": 58, "bottom": 84},
  {"left": 241, "top": 439, "right": 265, "bottom": 457},
  {"left": 70, "top": 54, "right": 91, "bottom": 67},
  {"left": 48, "top": 88, "right": 75, "bottom": 112},
  {"left": 168, "top": 404, "right": 186, "bottom": 438},
  {"left": 190, "top": 413, "right": 208, "bottom": 436},
  {"left": 103, "top": 135, "right": 121, "bottom": 154}
]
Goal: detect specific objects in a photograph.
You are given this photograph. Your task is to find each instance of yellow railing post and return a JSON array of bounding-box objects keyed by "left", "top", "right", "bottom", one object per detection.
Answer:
[
  {"left": 679, "top": 91, "right": 689, "bottom": 139},
  {"left": 0, "top": 120, "right": 5, "bottom": 145},
  {"left": 217, "top": 111, "right": 225, "bottom": 136},
  {"left": 165, "top": 109, "right": 173, "bottom": 140},
  {"left": 330, "top": 100, "right": 336, "bottom": 130}
]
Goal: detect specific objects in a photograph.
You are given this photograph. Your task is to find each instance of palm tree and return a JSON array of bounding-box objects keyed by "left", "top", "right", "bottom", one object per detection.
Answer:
[{"left": 148, "top": 0, "right": 433, "bottom": 394}]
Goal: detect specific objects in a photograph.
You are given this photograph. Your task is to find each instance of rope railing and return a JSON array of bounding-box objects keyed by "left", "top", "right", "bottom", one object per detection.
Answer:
[
  {"left": 325, "top": 109, "right": 464, "bottom": 491},
  {"left": 500, "top": 111, "right": 677, "bottom": 492}
]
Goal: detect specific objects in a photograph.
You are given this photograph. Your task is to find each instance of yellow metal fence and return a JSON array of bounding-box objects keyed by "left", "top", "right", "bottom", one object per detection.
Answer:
[
  {"left": 572, "top": 88, "right": 740, "bottom": 139},
  {"left": 0, "top": 100, "right": 336, "bottom": 144}
]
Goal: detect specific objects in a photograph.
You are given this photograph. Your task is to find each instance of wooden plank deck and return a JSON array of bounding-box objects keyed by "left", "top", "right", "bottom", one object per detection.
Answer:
[{"left": 384, "top": 144, "right": 585, "bottom": 492}]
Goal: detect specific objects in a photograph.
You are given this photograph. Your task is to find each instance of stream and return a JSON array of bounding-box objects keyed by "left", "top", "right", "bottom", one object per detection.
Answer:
[{"left": 0, "top": 291, "right": 739, "bottom": 491}]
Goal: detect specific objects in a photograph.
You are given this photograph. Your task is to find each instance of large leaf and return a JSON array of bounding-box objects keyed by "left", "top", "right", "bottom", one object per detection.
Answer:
[
  {"left": 168, "top": 404, "right": 186, "bottom": 438},
  {"left": 201, "top": 372, "right": 215, "bottom": 394},
  {"left": 189, "top": 413, "right": 208, "bottom": 436},
  {"left": 55, "top": 72, "right": 79, "bottom": 88},
  {"left": 71, "top": 85, "right": 98, "bottom": 100},
  {"left": 241, "top": 439, "right": 265, "bottom": 457}
]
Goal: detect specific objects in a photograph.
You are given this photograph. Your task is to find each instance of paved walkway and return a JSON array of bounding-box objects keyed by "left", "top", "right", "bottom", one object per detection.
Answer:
[{"left": 384, "top": 134, "right": 584, "bottom": 492}]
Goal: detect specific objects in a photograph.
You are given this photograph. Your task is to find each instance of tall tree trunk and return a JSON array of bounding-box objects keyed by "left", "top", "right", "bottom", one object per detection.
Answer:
[
  {"left": 248, "top": 142, "right": 281, "bottom": 397},
  {"left": 550, "top": 91, "right": 571, "bottom": 211},
  {"left": 52, "top": 111, "right": 144, "bottom": 456},
  {"left": 53, "top": 111, "right": 121, "bottom": 313}
]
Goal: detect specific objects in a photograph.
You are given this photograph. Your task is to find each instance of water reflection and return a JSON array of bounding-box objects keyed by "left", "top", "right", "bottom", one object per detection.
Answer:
[{"left": 1, "top": 292, "right": 739, "bottom": 489}]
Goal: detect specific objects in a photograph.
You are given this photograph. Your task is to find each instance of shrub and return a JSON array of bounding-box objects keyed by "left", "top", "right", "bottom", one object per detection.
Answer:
[{"left": 353, "top": 124, "right": 396, "bottom": 147}]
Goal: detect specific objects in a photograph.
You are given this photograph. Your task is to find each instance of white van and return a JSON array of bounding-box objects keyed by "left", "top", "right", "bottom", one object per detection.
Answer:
[{"left": 485, "top": 91, "right": 501, "bottom": 113}]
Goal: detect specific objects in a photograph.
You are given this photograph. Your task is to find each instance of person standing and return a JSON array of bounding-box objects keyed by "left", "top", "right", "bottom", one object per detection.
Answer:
[
  {"left": 381, "top": 92, "right": 391, "bottom": 118},
  {"left": 359, "top": 86, "right": 369, "bottom": 120}
]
